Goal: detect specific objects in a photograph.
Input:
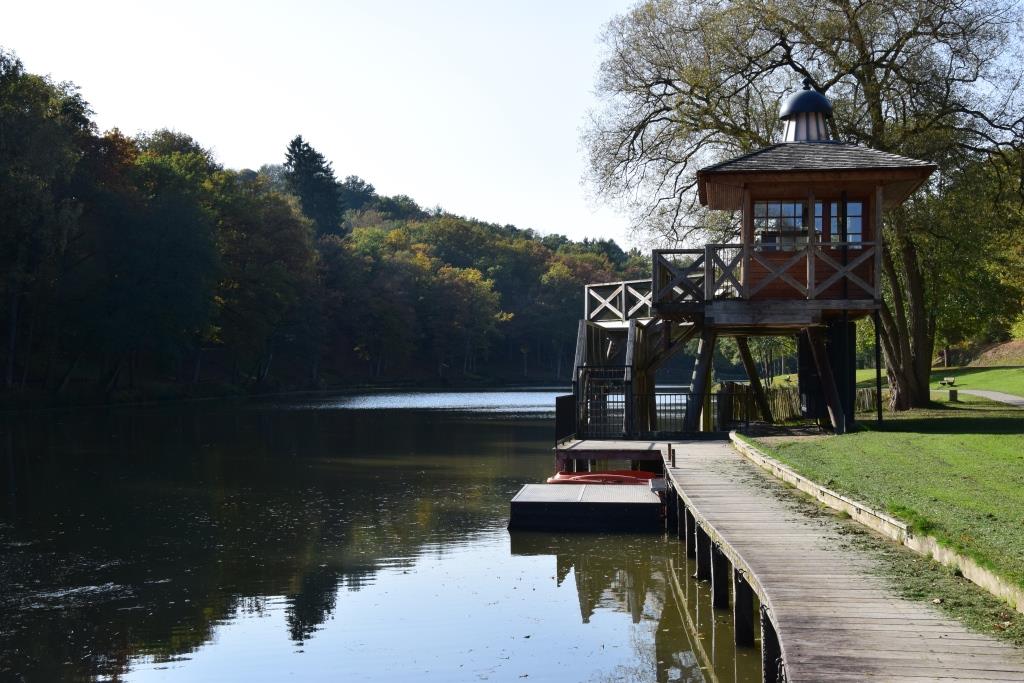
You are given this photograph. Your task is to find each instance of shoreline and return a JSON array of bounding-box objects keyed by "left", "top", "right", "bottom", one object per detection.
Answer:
[{"left": 0, "top": 380, "right": 572, "bottom": 414}]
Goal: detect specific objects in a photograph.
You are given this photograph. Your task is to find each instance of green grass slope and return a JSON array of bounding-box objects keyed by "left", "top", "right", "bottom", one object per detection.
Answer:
[{"left": 751, "top": 395, "right": 1024, "bottom": 590}]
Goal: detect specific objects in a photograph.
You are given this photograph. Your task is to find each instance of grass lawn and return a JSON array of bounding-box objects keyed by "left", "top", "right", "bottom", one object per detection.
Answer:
[
  {"left": 930, "top": 366, "right": 1024, "bottom": 397},
  {"left": 747, "top": 394, "right": 1024, "bottom": 591},
  {"left": 771, "top": 365, "right": 1024, "bottom": 395},
  {"left": 769, "top": 368, "right": 883, "bottom": 389}
]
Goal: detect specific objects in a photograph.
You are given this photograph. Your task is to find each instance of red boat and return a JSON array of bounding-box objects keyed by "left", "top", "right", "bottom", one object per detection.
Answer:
[{"left": 546, "top": 470, "right": 659, "bottom": 485}]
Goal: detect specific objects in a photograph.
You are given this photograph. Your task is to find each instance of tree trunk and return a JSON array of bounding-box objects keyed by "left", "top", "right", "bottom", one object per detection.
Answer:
[
  {"left": 5, "top": 289, "right": 19, "bottom": 389},
  {"left": 19, "top": 305, "right": 36, "bottom": 389},
  {"left": 878, "top": 228, "right": 934, "bottom": 410},
  {"left": 56, "top": 355, "right": 80, "bottom": 394},
  {"left": 309, "top": 355, "right": 320, "bottom": 388},
  {"left": 104, "top": 355, "right": 124, "bottom": 393},
  {"left": 555, "top": 340, "right": 563, "bottom": 380},
  {"left": 192, "top": 347, "right": 203, "bottom": 384}
]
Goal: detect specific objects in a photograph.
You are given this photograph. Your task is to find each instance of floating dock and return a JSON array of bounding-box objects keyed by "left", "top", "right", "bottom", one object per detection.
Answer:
[{"left": 508, "top": 483, "right": 662, "bottom": 532}]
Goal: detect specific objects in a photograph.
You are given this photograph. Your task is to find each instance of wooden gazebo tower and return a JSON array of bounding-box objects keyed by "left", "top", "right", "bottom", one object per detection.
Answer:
[{"left": 573, "top": 79, "right": 935, "bottom": 436}]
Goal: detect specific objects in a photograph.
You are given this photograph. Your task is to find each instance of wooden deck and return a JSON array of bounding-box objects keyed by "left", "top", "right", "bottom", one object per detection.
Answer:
[
  {"left": 663, "top": 440, "right": 1024, "bottom": 682},
  {"left": 508, "top": 483, "right": 662, "bottom": 532},
  {"left": 555, "top": 439, "right": 671, "bottom": 471}
]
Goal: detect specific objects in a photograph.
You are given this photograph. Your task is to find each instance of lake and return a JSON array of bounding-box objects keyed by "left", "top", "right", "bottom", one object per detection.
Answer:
[{"left": 0, "top": 390, "right": 760, "bottom": 681}]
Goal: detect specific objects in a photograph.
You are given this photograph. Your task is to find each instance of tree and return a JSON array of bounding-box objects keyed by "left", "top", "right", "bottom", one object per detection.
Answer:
[
  {"left": 338, "top": 175, "right": 377, "bottom": 212},
  {"left": 208, "top": 171, "right": 317, "bottom": 385},
  {"left": 586, "top": 0, "right": 1024, "bottom": 408},
  {"left": 93, "top": 132, "right": 219, "bottom": 387},
  {"left": 284, "top": 135, "right": 343, "bottom": 236},
  {"left": 0, "top": 48, "right": 93, "bottom": 387}
]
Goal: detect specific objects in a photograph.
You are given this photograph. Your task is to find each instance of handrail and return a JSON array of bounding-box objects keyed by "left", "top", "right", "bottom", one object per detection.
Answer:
[
  {"left": 584, "top": 278, "right": 653, "bottom": 323},
  {"left": 651, "top": 241, "right": 879, "bottom": 305}
]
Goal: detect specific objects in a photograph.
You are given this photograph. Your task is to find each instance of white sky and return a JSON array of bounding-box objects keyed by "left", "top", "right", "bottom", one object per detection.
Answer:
[{"left": 6, "top": 0, "right": 637, "bottom": 246}]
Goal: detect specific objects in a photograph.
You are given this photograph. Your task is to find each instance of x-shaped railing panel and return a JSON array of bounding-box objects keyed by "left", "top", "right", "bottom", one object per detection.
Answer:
[
  {"left": 811, "top": 244, "right": 876, "bottom": 297},
  {"left": 654, "top": 250, "right": 706, "bottom": 304}
]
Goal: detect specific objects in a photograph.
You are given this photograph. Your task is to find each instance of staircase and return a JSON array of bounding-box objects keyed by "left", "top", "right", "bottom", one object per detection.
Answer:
[{"left": 573, "top": 277, "right": 707, "bottom": 438}]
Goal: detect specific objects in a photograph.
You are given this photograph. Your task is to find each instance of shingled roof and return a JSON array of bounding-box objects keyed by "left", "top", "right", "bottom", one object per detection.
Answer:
[
  {"left": 699, "top": 141, "right": 936, "bottom": 175},
  {"left": 696, "top": 141, "right": 937, "bottom": 209}
]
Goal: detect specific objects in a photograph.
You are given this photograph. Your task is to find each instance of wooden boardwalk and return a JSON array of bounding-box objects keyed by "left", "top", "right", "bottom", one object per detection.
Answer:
[{"left": 664, "top": 439, "right": 1024, "bottom": 682}]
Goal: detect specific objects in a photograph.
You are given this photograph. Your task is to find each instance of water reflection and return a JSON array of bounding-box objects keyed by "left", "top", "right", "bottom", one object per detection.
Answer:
[
  {"left": 274, "top": 389, "right": 564, "bottom": 413},
  {"left": 1, "top": 393, "right": 755, "bottom": 682},
  {"left": 510, "top": 533, "right": 761, "bottom": 683}
]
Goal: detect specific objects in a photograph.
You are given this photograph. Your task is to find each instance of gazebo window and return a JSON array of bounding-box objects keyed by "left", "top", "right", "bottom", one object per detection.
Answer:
[
  {"left": 753, "top": 201, "right": 809, "bottom": 251},
  {"left": 813, "top": 201, "right": 864, "bottom": 246}
]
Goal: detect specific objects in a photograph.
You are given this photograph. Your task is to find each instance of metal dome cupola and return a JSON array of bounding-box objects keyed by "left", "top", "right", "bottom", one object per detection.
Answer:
[{"left": 780, "top": 78, "right": 833, "bottom": 142}]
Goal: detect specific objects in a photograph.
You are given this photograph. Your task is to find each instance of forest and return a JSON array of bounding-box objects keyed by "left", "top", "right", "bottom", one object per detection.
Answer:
[{"left": 1, "top": 49, "right": 652, "bottom": 401}]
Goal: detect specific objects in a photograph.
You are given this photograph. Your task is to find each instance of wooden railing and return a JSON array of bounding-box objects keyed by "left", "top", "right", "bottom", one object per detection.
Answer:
[
  {"left": 653, "top": 249, "right": 706, "bottom": 305},
  {"left": 807, "top": 241, "right": 878, "bottom": 299},
  {"left": 652, "top": 242, "right": 879, "bottom": 306},
  {"left": 584, "top": 279, "right": 652, "bottom": 323}
]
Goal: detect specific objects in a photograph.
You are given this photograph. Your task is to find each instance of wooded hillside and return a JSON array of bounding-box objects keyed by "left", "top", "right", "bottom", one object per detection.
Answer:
[{"left": 0, "top": 50, "right": 646, "bottom": 399}]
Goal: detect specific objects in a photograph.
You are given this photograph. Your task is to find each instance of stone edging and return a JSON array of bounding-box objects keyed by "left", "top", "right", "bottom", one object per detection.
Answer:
[{"left": 729, "top": 431, "right": 1024, "bottom": 615}]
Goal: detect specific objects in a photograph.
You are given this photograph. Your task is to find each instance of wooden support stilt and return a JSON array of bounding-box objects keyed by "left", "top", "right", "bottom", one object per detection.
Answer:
[
  {"left": 736, "top": 336, "right": 773, "bottom": 422},
  {"left": 805, "top": 327, "right": 846, "bottom": 434},
  {"left": 711, "top": 544, "right": 730, "bottom": 609},
  {"left": 760, "top": 607, "right": 783, "bottom": 683},
  {"left": 684, "top": 330, "right": 716, "bottom": 433},
  {"left": 873, "top": 309, "right": 883, "bottom": 423},
  {"left": 694, "top": 524, "right": 711, "bottom": 581},
  {"left": 676, "top": 496, "right": 686, "bottom": 540},
  {"left": 666, "top": 485, "right": 677, "bottom": 532},
  {"left": 684, "top": 509, "right": 696, "bottom": 558},
  {"left": 733, "top": 569, "right": 755, "bottom": 647}
]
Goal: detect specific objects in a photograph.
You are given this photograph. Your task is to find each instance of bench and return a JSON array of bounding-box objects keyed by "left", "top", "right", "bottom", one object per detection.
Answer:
[{"left": 938, "top": 376, "right": 957, "bottom": 387}]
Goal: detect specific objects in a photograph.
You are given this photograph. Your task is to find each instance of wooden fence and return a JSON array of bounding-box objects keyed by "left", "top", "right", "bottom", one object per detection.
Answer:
[{"left": 720, "top": 382, "right": 880, "bottom": 425}]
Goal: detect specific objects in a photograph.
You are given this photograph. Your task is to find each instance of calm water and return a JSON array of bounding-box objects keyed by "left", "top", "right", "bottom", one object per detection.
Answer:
[{"left": 0, "top": 390, "right": 760, "bottom": 682}]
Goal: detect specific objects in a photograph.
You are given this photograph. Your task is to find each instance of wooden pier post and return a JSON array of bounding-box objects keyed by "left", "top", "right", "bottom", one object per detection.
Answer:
[
  {"left": 736, "top": 336, "right": 773, "bottom": 423},
  {"left": 684, "top": 509, "right": 696, "bottom": 558},
  {"left": 760, "top": 607, "right": 783, "bottom": 683},
  {"left": 694, "top": 525, "right": 711, "bottom": 581},
  {"left": 678, "top": 504, "right": 686, "bottom": 539},
  {"left": 733, "top": 569, "right": 755, "bottom": 646},
  {"left": 667, "top": 486, "right": 678, "bottom": 534},
  {"left": 711, "top": 544, "right": 730, "bottom": 609},
  {"left": 806, "top": 327, "right": 846, "bottom": 434},
  {"left": 684, "top": 331, "right": 717, "bottom": 433}
]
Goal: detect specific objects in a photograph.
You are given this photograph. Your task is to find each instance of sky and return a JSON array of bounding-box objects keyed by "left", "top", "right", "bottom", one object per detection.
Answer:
[{"left": 5, "top": 0, "right": 637, "bottom": 246}]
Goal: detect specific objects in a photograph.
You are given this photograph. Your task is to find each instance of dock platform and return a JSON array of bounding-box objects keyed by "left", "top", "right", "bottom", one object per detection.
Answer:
[
  {"left": 554, "top": 439, "right": 669, "bottom": 471},
  {"left": 508, "top": 483, "right": 662, "bottom": 532},
  {"left": 668, "top": 439, "right": 1024, "bottom": 681}
]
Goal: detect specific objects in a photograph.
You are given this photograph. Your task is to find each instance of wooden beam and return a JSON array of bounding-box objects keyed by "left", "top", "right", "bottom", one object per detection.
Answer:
[
  {"left": 742, "top": 187, "right": 752, "bottom": 299},
  {"left": 761, "top": 607, "right": 783, "bottom": 683},
  {"left": 874, "top": 184, "right": 884, "bottom": 300},
  {"left": 711, "top": 544, "right": 730, "bottom": 609},
  {"left": 806, "top": 187, "right": 816, "bottom": 299},
  {"left": 573, "top": 320, "right": 588, "bottom": 394},
  {"left": 736, "top": 336, "right": 773, "bottom": 422},
  {"left": 684, "top": 330, "right": 717, "bottom": 432},
  {"left": 734, "top": 569, "right": 755, "bottom": 647},
  {"left": 873, "top": 309, "right": 883, "bottom": 423},
  {"left": 805, "top": 326, "right": 847, "bottom": 434},
  {"left": 673, "top": 492, "right": 683, "bottom": 539},
  {"left": 694, "top": 524, "right": 711, "bottom": 581},
  {"left": 685, "top": 508, "right": 696, "bottom": 558}
]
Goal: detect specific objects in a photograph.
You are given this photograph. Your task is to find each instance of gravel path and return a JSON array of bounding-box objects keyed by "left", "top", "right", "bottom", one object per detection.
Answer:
[{"left": 960, "top": 389, "right": 1024, "bottom": 407}]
